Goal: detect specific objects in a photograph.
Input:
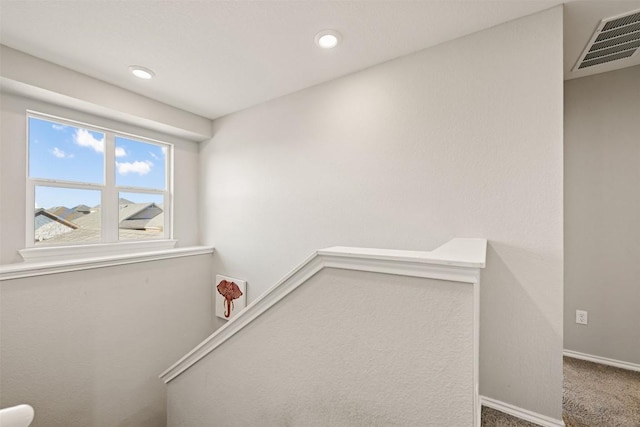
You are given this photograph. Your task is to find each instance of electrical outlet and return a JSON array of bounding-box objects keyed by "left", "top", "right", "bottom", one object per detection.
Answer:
[{"left": 576, "top": 310, "right": 588, "bottom": 325}]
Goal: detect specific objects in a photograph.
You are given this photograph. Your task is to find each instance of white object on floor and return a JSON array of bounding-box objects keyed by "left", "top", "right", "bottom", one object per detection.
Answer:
[{"left": 0, "top": 404, "right": 35, "bottom": 427}]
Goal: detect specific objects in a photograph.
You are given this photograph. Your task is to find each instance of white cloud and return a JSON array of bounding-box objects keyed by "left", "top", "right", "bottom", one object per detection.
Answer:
[
  {"left": 161, "top": 146, "right": 167, "bottom": 157},
  {"left": 116, "top": 160, "right": 153, "bottom": 176},
  {"left": 50, "top": 147, "right": 74, "bottom": 159},
  {"left": 51, "top": 124, "right": 67, "bottom": 131},
  {"left": 74, "top": 128, "right": 104, "bottom": 153},
  {"left": 149, "top": 151, "right": 159, "bottom": 160},
  {"left": 115, "top": 146, "right": 127, "bottom": 157}
]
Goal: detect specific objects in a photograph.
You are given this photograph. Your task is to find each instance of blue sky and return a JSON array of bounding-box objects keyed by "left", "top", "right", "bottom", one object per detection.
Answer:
[{"left": 29, "top": 117, "right": 166, "bottom": 209}]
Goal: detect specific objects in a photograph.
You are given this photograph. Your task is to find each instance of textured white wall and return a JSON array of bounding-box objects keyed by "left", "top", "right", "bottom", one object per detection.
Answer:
[
  {"left": 200, "top": 7, "right": 564, "bottom": 419},
  {"left": 0, "top": 92, "right": 202, "bottom": 264},
  {"left": 0, "top": 45, "right": 212, "bottom": 141},
  {"left": 564, "top": 65, "right": 640, "bottom": 365},
  {"left": 0, "top": 255, "right": 215, "bottom": 427},
  {"left": 168, "top": 269, "right": 475, "bottom": 426},
  {"left": 0, "top": 89, "right": 214, "bottom": 425}
]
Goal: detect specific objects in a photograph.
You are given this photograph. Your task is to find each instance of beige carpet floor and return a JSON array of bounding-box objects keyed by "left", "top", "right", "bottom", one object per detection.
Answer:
[
  {"left": 481, "top": 356, "right": 640, "bottom": 427},
  {"left": 563, "top": 356, "right": 640, "bottom": 427},
  {"left": 481, "top": 406, "right": 541, "bottom": 426}
]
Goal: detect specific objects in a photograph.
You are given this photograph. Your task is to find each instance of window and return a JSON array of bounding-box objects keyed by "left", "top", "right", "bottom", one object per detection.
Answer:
[{"left": 27, "top": 113, "right": 172, "bottom": 247}]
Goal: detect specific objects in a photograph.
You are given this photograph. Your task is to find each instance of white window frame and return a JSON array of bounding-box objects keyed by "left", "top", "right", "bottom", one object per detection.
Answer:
[{"left": 22, "top": 111, "right": 175, "bottom": 261}]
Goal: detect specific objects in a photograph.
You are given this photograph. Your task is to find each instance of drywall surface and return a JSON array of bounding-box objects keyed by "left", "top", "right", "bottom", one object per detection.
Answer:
[
  {"left": 0, "top": 91, "right": 213, "bottom": 425},
  {"left": 0, "top": 254, "right": 214, "bottom": 427},
  {"left": 564, "top": 65, "right": 640, "bottom": 365},
  {"left": 0, "top": 45, "right": 212, "bottom": 140},
  {"left": 200, "top": 7, "right": 564, "bottom": 419},
  {"left": 0, "top": 92, "right": 201, "bottom": 264},
  {"left": 168, "top": 268, "right": 474, "bottom": 426}
]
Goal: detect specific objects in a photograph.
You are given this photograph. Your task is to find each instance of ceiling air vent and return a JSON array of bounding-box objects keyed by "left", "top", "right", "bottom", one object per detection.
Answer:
[{"left": 573, "top": 9, "right": 640, "bottom": 70}]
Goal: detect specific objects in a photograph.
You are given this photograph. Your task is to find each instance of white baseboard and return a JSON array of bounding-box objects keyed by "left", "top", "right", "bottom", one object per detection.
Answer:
[
  {"left": 480, "top": 396, "right": 565, "bottom": 427},
  {"left": 563, "top": 349, "right": 640, "bottom": 372}
]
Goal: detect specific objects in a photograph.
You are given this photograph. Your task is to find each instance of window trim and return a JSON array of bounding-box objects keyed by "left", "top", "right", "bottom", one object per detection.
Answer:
[
  {"left": 25, "top": 111, "right": 174, "bottom": 253},
  {"left": 19, "top": 239, "right": 179, "bottom": 263},
  {"left": 4, "top": 244, "right": 213, "bottom": 280}
]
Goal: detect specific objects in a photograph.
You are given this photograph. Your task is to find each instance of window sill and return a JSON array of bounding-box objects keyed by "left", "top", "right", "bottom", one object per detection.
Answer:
[
  {"left": 20, "top": 240, "right": 179, "bottom": 262},
  {"left": 1, "top": 243, "right": 214, "bottom": 281}
]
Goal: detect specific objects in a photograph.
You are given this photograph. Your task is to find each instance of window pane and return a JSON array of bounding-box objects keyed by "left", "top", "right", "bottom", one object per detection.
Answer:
[
  {"left": 119, "top": 192, "right": 164, "bottom": 241},
  {"left": 29, "top": 117, "right": 104, "bottom": 184},
  {"left": 115, "top": 137, "right": 166, "bottom": 190},
  {"left": 34, "top": 186, "right": 101, "bottom": 244}
]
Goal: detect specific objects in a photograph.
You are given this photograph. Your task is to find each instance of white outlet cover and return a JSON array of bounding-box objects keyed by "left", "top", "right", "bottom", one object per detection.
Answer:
[
  {"left": 215, "top": 275, "right": 247, "bottom": 321},
  {"left": 576, "top": 310, "right": 588, "bottom": 325}
]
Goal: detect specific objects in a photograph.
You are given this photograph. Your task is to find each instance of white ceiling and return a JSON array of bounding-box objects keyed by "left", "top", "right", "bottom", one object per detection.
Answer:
[{"left": 1, "top": 1, "right": 639, "bottom": 120}]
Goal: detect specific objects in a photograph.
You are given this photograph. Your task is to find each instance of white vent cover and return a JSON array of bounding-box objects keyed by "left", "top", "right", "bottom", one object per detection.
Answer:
[{"left": 573, "top": 9, "right": 640, "bottom": 70}]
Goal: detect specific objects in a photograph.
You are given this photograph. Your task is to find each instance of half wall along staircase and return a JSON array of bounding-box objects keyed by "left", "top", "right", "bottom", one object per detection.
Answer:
[{"left": 161, "top": 238, "right": 487, "bottom": 426}]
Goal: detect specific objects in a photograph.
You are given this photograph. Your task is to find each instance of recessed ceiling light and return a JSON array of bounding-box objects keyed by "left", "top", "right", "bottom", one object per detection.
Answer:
[
  {"left": 315, "top": 30, "right": 341, "bottom": 49},
  {"left": 128, "top": 65, "right": 155, "bottom": 79}
]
